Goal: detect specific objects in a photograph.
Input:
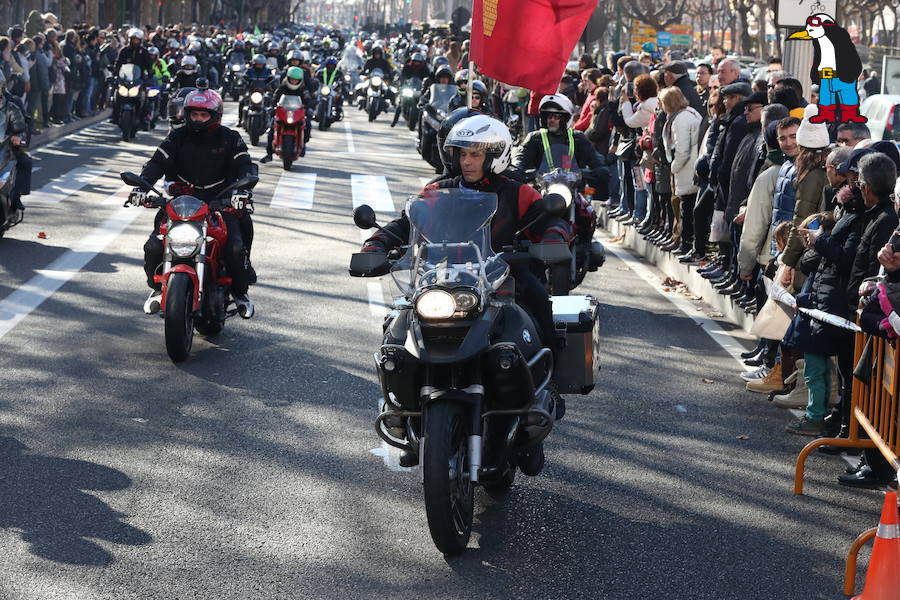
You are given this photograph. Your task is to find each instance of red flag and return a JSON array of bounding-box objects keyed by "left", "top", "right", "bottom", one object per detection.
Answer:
[{"left": 470, "top": 0, "right": 596, "bottom": 95}]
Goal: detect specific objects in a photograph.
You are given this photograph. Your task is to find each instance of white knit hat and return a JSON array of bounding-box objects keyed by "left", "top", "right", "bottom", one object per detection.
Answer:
[{"left": 796, "top": 104, "right": 830, "bottom": 149}]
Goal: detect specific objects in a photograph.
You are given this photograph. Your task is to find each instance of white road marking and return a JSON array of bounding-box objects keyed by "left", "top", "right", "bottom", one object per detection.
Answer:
[
  {"left": 0, "top": 185, "right": 139, "bottom": 341},
  {"left": 367, "top": 282, "right": 387, "bottom": 317},
  {"left": 28, "top": 166, "right": 110, "bottom": 205},
  {"left": 344, "top": 119, "right": 355, "bottom": 153},
  {"left": 271, "top": 172, "right": 316, "bottom": 210},
  {"left": 351, "top": 174, "right": 394, "bottom": 213}
]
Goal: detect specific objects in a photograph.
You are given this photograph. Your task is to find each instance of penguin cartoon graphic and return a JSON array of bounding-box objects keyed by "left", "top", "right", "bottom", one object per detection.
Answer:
[{"left": 787, "top": 13, "right": 866, "bottom": 124}]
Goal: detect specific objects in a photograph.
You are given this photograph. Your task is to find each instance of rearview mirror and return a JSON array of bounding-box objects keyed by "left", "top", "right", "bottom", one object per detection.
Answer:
[{"left": 353, "top": 204, "right": 378, "bottom": 230}]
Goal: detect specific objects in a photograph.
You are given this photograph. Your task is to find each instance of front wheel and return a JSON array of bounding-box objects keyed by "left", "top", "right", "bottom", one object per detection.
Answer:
[
  {"left": 282, "top": 136, "right": 295, "bottom": 171},
  {"left": 368, "top": 100, "right": 379, "bottom": 122},
  {"left": 120, "top": 110, "right": 133, "bottom": 142},
  {"left": 249, "top": 117, "right": 261, "bottom": 146},
  {"left": 423, "top": 400, "right": 474, "bottom": 556},
  {"left": 164, "top": 272, "right": 194, "bottom": 363},
  {"left": 407, "top": 105, "right": 419, "bottom": 131}
]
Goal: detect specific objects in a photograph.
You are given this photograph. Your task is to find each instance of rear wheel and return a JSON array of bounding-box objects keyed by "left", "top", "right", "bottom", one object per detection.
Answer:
[
  {"left": 423, "top": 400, "right": 473, "bottom": 556},
  {"left": 164, "top": 273, "right": 194, "bottom": 363},
  {"left": 282, "top": 136, "right": 295, "bottom": 171}
]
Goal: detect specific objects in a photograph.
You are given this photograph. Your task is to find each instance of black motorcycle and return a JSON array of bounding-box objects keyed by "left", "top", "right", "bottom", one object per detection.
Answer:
[
  {"left": 418, "top": 83, "right": 456, "bottom": 173},
  {"left": 224, "top": 58, "right": 246, "bottom": 101},
  {"left": 349, "top": 188, "right": 600, "bottom": 555},
  {"left": 393, "top": 76, "right": 422, "bottom": 130},
  {"left": 242, "top": 88, "right": 270, "bottom": 147},
  {"left": 0, "top": 136, "right": 20, "bottom": 239},
  {"left": 115, "top": 63, "right": 144, "bottom": 142}
]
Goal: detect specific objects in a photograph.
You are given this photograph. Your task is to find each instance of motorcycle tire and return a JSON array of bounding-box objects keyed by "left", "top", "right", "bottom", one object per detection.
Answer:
[
  {"left": 368, "top": 101, "right": 378, "bottom": 122},
  {"left": 250, "top": 127, "right": 260, "bottom": 147},
  {"left": 549, "top": 264, "right": 570, "bottom": 297},
  {"left": 120, "top": 111, "right": 133, "bottom": 142},
  {"left": 194, "top": 316, "right": 223, "bottom": 337},
  {"left": 164, "top": 272, "right": 194, "bottom": 363},
  {"left": 407, "top": 107, "right": 419, "bottom": 131},
  {"left": 423, "top": 400, "right": 474, "bottom": 556},
  {"left": 282, "top": 136, "right": 294, "bottom": 171},
  {"left": 317, "top": 105, "right": 330, "bottom": 131}
]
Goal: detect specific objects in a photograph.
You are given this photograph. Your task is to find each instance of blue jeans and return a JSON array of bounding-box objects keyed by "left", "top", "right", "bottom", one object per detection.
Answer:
[
  {"left": 81, "top": 77, "right": 96, "bottom": 115},
  {"left": 819, "top": 77, "right": 859, "bottom": 106},
  {"left": 604, "top": 162, "right": 620, "bottom": 205},
  {"left": 632, "top": 166, "right": 648, "bottom": 221},
  {"left": 617, "top": 160, "right": 634, "bottom": 215}
]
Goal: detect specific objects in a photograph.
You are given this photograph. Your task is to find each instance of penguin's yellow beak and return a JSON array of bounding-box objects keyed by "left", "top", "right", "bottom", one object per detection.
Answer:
[{"left": 788, "top": 30, "right": 812, "bottom": 40}]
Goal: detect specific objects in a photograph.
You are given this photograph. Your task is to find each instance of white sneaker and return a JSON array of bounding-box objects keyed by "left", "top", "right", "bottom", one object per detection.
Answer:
[
  {"left": 772, "top": 360, "right": 807, "bottom": 408},
  {"left": 741, "top": 365, "right": 770, "bottom": 381},
  {"left": 234, "top": 293, "right": 254, "bottom": 319},
  {"left": 143, "top": 290, "right": 162, "bottom": 315}
]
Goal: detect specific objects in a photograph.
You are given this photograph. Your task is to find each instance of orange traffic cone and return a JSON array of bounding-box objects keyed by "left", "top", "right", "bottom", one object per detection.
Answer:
[{"left": 853, "top": 491, "right": 900, "bottom": 599}]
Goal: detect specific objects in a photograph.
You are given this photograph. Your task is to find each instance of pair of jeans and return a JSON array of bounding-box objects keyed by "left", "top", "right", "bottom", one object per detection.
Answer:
[
  {"left": 617, "top": 160, "right": 635, "bottom": 216},
  {"left": 803, "top": 353, "right": 832, "bottom": 421},
  {"left": 603, "top": 161, "right": 620, "bottom": 205},
  {"left": 80, "top": 76, "right": 96, "bottom": 115}
]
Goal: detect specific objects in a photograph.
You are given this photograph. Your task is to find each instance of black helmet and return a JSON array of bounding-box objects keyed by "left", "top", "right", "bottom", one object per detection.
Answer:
[
  {"left": 470, "top": 79, "right": 488, "bottom": 98},
  {"left": 434, "top": 65, "right": 453, "bottom": 83},
  {"left": 437, "top": 108, "right": 482, "bottom": 176}
]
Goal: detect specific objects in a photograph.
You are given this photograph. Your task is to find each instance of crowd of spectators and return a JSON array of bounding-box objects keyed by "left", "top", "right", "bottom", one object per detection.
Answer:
[{"left": 554, "top": 47, "right": 899, "bottom": 490}]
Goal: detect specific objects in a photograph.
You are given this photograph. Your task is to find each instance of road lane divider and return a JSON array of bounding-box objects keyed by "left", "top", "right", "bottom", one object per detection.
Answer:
[
  {"left": 351, "top": 174, "right": 394, "bottom": 213},
  {"left": 28, "top": 166, "right": 110, "bottom": 205},
  {"left": 344, "top": 119, "right": 355, "bottom": 153},
  {"left": 271, "top": 172, "right": 316, "bottom": 210},
  {"left": 0, "top": 185, "right": 138, "bottom": 341}
]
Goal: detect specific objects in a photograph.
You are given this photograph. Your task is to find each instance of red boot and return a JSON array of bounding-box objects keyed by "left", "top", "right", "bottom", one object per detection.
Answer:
[
  {"left": 809, "top": 104, "right": 836, "bottom": 123},
  {"left": 840, "top": 104, "right": 868, "bottom": 123}
]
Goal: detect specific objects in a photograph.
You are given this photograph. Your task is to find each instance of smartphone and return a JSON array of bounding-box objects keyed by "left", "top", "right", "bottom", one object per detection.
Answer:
[
  {"left": 891, "top": 230, "right": 900, "bottom": 252},
  {"left": 806, "top": 218, "right": 820, "bottom": 231},
  {"left": 626, "top": 81, "right": 634, "bottom": 97}
]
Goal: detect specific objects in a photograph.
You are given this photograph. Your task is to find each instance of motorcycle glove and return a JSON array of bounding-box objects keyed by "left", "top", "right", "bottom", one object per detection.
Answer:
[
  {"left": 231, "top": 190, "right": 253, "bottom": 212},
  {"left": 128, "top": 188, "right": 148, "bottom": 207}
]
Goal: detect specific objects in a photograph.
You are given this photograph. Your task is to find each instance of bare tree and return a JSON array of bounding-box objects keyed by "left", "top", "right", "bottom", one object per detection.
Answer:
[{"left": 620, "top": 0, "right": 690, "bottom": 31}]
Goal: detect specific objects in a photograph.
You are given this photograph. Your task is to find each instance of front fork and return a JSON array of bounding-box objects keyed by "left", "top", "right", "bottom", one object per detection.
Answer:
[{"left": 465, "top": 385, "right": 485, "bottom": 484}]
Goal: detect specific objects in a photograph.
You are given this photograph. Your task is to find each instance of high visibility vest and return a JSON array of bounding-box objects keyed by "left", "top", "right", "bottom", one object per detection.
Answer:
[{"left": 539, "top": 127, "right": 575, "bottom": 171}]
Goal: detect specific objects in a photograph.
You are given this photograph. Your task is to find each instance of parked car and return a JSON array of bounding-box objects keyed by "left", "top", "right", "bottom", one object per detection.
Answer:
[{"left": 860, "top": 94, "right": 900, "bottom": 142}]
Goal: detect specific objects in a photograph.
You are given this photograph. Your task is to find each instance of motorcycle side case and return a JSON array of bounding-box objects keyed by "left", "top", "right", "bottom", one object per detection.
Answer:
[{"left": 551, "top": 295, "right": 600, "bottom": 395}]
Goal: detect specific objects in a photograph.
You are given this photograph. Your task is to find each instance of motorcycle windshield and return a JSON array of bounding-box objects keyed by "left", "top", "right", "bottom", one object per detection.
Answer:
[
  {"left": 119, "top": 63, "right": 140, "bottom": 82},
  {"left": 277, "top": 95, "right": 303, "bottom": 110},
  {"left": 428, "top": 84, "right": 457, "bottom": 113},
  {"left": 169, "top": 195, "right": 205, "bottom": 219},
  {"left": 391, "top": 188, "right": 509, "bottom": 296},
  {"left": 403, "top": 76, "right": 422, "bottom": 90}
]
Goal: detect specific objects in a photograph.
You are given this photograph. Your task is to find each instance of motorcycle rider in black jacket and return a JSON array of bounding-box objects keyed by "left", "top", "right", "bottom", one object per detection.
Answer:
[
  {"left": 1, "top": 78, "right": 29, "bottom": 224},
  {"left": 361, "top": 115, "right": 571, "bottom": 420},
  {"left": 129, "top": 89, "right": 258, "bottom": 318},
  {"left": 261, "top": 66, "right": 315, "bottom": 163}
]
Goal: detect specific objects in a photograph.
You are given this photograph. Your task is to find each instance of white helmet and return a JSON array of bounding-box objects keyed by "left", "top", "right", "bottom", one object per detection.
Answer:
[
  {"left": 444, "top": 115, "right": 513, "bottom": 175},
  {"left": 181, "top": 55, "right": 197, "bottom": 69},
  {"left": 539, "top": 93, "right": 575, "bottom": 128},
  {"left": 128, "top": 28, "right": 144, "bottom": 41}
]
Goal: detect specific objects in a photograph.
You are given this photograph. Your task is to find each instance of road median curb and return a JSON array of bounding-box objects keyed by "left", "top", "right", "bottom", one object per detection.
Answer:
[
  {"left": 598, "top": 207, "right": 755, "bottom": 333},
  {"left": 30, "top": 109, "right": 113, "bottom": 151}
]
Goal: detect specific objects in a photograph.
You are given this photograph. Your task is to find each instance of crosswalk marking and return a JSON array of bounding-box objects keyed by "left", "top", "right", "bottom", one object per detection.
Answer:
[
  {"left": 271, "top": 172, "right": 316, "bottom": 209},
  {"left": 351, "top": 174, "right": 394, "bottom": 213},
  {"left": 28, "top": 166, "right": 110, "bottom": 204}
]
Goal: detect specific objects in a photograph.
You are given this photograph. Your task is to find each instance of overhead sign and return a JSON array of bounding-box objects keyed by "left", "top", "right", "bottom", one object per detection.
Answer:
[
  {"left": 775, "top": 0, "right": 838, "bottom": 27},
  {"left": 657, "top": 32, "right": 672, "bottom": 47}
]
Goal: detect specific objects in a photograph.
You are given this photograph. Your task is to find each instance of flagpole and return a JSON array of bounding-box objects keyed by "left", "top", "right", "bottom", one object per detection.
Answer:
[{"left": 467, "top": 60, "right": 474, "bottom": 108}]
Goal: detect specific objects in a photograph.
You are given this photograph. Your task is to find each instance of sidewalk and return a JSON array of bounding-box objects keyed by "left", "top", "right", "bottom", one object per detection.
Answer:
[
  {"left": 29, "top": 109, "right": 112, "bottom": 151},
  {"left": 598, "top": 207, "right": 755, "bottom": 333}
]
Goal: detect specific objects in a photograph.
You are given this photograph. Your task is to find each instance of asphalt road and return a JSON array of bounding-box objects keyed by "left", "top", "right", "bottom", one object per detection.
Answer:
[{"left": 0, "top": 100, "right": 887, "bottom": 600}]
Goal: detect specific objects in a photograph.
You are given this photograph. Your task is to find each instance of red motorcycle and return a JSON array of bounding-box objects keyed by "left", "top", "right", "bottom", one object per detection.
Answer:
[
  {"left": 120, "top": 171, "right": 258, "bottom": 363},
  {"left": 273, "top": 95, "right": 306, "bottom": 170}
]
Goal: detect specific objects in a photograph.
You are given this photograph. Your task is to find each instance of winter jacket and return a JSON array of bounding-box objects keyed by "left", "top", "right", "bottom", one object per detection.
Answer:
[
  {"left": 809, "top": 199, "right": 865, "bottom": 321},
  {"left": 725, "top": 120, "right": 762, "bottom": 221},
  {"left": 572, "top": 96, "right": 594, "bottom": 131},
  {"left": 620, "top": 96, "right": 658, "bottom": 130},
  {"left": 781, "top": 167, "right": 827, "bottom": 268},
  {"left": 585, "top": 101, "right": 613, "bottom": 156},
  {"left": 694, "top": 117, "right": 722, "bottom": 188},
  {"left": 32, "top": 47, "right": 51, "bottom": 91},
  {"left": 847, "top": 197, "right": 899, "bottom": 307},
  {"left": 671, "top": 72, "right": 706, "bottom": 117},
  {"left": 709, "top": 103, "right": 747, "bottom": 209},
  {"left": 770, "top": 159, "right": 797, "bottom": 245},
  {"left": 662, "top": 106, "right": 701, "bottom": 196},
  {"left": 737, "top": 164, "right": 781, "bottom": 276}
]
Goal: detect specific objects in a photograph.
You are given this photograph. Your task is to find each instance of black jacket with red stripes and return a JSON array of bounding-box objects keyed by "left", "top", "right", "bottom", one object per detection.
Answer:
[{"left": 364, "top": 174, "right": 571, "bottom": 252}]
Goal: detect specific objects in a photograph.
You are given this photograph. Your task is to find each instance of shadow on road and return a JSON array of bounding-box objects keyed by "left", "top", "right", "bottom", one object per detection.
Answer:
[{"left": 0, "top": 436, "right": 151, "bottom": 565}]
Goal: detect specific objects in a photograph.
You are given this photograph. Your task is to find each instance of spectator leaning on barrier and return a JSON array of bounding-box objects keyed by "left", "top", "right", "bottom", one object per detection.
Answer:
[{"left": 840, "top": 151, "right": 900, "bottom": 488}]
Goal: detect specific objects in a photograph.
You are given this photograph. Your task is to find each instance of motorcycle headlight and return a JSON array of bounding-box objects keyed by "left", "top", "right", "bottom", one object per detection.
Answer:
[
  {"left": 147, "top": 88, "right": 159, "bottom": 97},
  {"left": 546, "top": 183, "right": 573, "bottom": 207},
  {"left": 371, "top": 76, "right": 382, "bottom": 87},
  {"left": 250, "top": 91, "right": 263, "bottom": 104},
  {"left": 232, "top": 64, "right": 242, "bottom": 71},
  {"left": 415, "top": 289, "right": 456, "bottom": 321},
  {"left": 118, "top": 85, "right": 129, "bottom": 96},
  {"left": 320, "top": 85, "right": 331, "bottom": 95},
  {"left": 167, "top": 224, "right": 203, "bottom": 258},
  {"left": 451, "top": 290, "right": 480, "bottom": 313},
  {"left": 286, "top": 114, "right": 295, "bottom": 124},
  {"left": 402, "top": 88, "right": 414, "bottom": 98},
  {"left": 128, "top": 86, "right": 141, "bottom": 97},
  {"left": 344, "top": 74, "right": 351, "bottom": 82}
]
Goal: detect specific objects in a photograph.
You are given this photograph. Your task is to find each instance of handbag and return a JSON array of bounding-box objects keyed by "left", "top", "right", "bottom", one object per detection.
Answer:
[
  {"left": 751, "top": 295, "right": 795, "bottom": 340},
  {"left": 709, "top": 209, "right": 729, "bottom": 242}
]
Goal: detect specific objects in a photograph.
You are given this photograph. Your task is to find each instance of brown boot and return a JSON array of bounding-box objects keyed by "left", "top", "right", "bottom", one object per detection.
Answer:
[{"left": 747, "top": 362, "right": 784, "bottom": 393}]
